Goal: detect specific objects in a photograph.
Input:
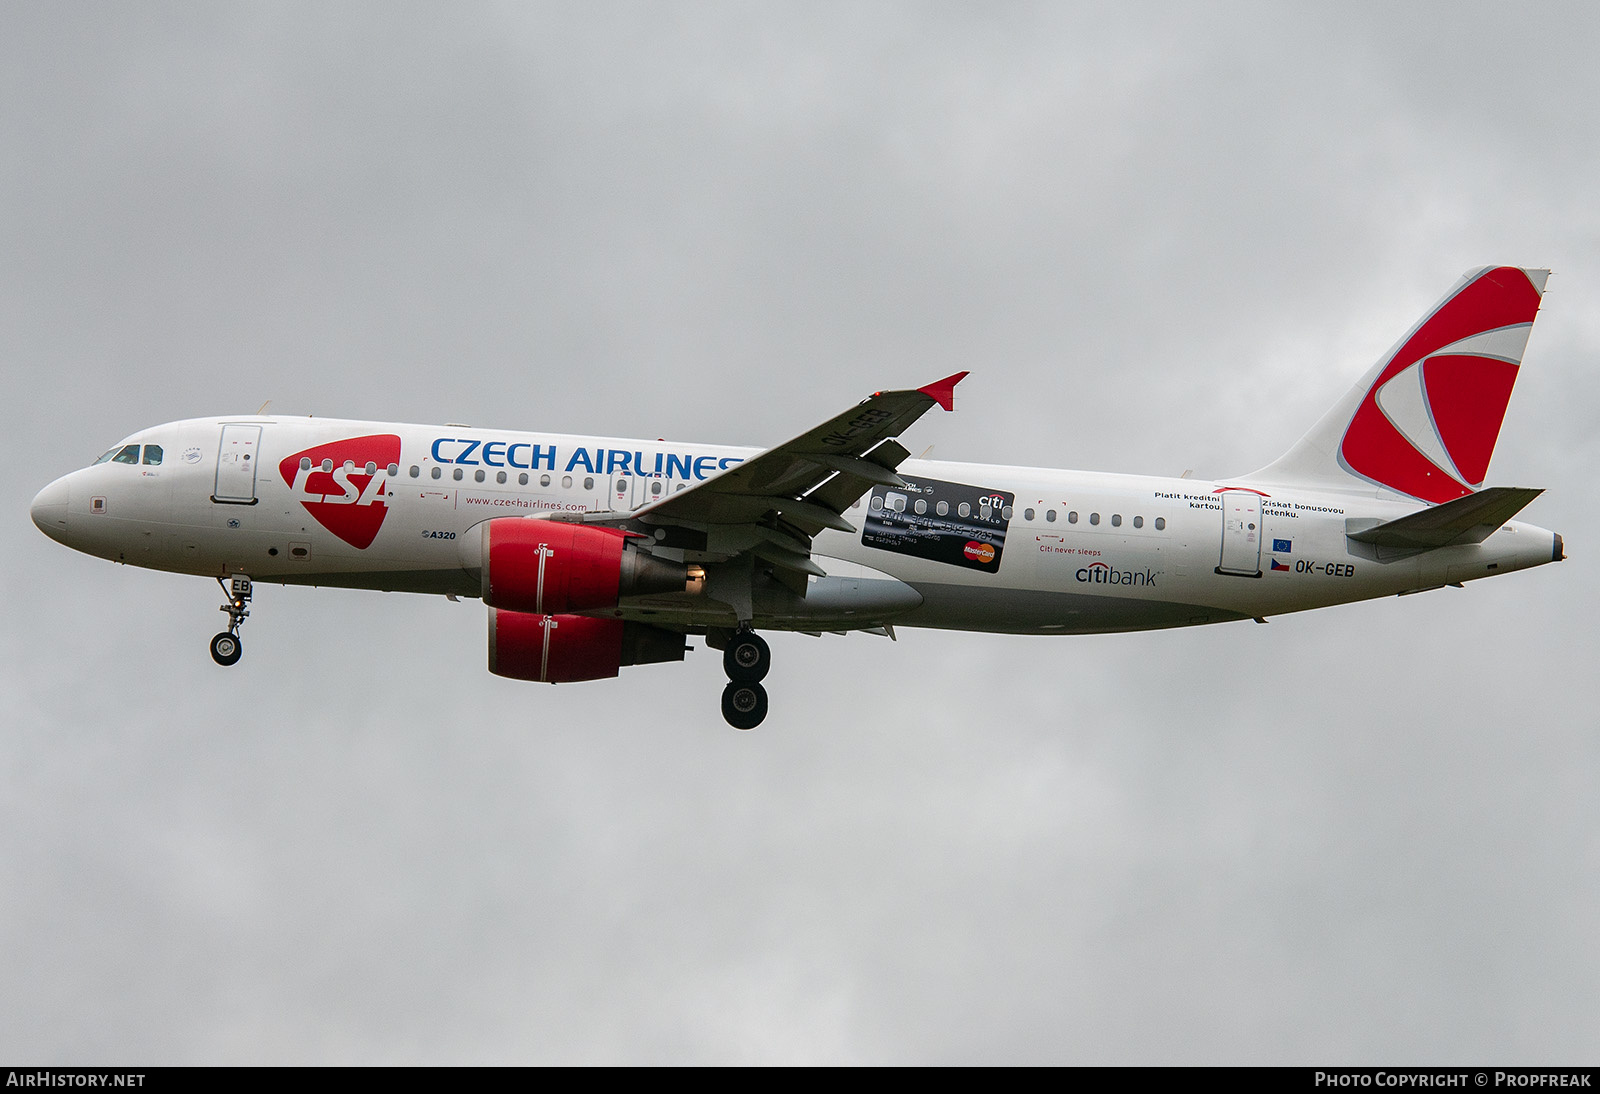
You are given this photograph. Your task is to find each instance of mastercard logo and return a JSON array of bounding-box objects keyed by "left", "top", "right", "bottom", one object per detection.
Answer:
[{"left": 963, "top": 541, "right": 996, "bottom": 564}]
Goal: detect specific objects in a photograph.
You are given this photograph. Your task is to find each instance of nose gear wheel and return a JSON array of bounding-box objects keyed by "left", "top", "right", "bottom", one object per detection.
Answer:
[
  {"left": 210, "top": 631, "right": 242, "bottom": 666},
  {"left": 211, "top": 574, "right": 252, "bottom": 667}
]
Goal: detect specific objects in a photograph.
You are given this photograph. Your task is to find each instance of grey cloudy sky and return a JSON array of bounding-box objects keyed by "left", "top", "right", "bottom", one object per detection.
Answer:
[{"left": 3, "top": 1, "right": 1597, "bottom": 1064}]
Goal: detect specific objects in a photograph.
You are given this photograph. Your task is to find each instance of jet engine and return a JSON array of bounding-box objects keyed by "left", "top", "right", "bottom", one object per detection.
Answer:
[
  {"left": 476, "top": 519, "right": 691, "bottom": 613},
  {"left": 488, "top": 609, "right": 687, "bottom": 683}
]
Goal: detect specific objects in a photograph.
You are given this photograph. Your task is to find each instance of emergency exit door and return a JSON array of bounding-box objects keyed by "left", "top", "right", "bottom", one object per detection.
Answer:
[{"left": 1216, "top": 490, "right": 1262, "bottom": 577}]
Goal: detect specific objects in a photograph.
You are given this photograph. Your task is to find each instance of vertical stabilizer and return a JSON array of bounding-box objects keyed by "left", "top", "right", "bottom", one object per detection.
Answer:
[{"left": 1246, "top": 266, "right": 1547, "bottom": 501}]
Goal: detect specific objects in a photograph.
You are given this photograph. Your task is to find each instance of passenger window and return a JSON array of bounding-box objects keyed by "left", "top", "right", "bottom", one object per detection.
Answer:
[
  {"left": 562, "top": 476, "right": 572, "bottom": 489},
  {"left": 958, "top": 502, "right": 970, "bottom": 517},
  {"left": 1068, "top": 511, "right": 1078, "bottom": 524},
  {"left": 539, "top": 474, "right": 551, "bottom": 487},
  {"left": 1133, "top": 516, "right": 1143, "bottom": 529},
  {"left": 142, "top": 445, "right": 163, "bottom": 465},
  {"left": 364, "top": 462, "right": 377, "bottom": 476},
  {"left": 651, "top": 481, "right": 662, "bottom": 496},
  {"left": 112, "top": 444, "right": 140, "bottom": 465},
  {"left": 1046, "top": 509, "right": 1056, "bottom": 522},
  {"left": 409, "top": 466, "right": 420, "bottom": 478},
  {"left": 583, "top": 476, "right": 594, "bottom": 491},
  {"left": 519, "top": 473, "right": 529, "bottom": 486},
  {"left": 474, "top": 469, "right": 485, "bottom": 483},
  {"left": 1111, "top": 514, "right": 1122, "bottom": 527},
  {"left": 387, "top": 463, "right": 399, "bottom": 476},
  {"left": 1024, "top": 508, "right": 1035, "bottom": 521},
  {"left": 616, "top": 479, "right": 627, "bottom": 492},
  {"left": 914, "top": 499, "right": 927, "bottom": 515},
  {"left": 1154, "top": 517, "right": 1166, "bottom": 531},
  {"left": 936, "top": 501, "right": 949, "bottom": 516},
  {"left": 871, "top": 496, "right": 884, "bottom": 511},
  {"left": 431, "top": 467, "right": 442, "bottom": 480},
  {"left": 1001, "top": 505, "right": 1013, "bottom": 520},
  {"left": 496, "top": 471, "right": 507, "bottom": 484},
  {"left": 1090, "top": 513, "right": 1100, "bottom": 525},
  {"left": 453, "top": 468, "right": 464, "bottom": 481},
  {"left": 321, "top": 459, "right": 334, "bottom": 472}
]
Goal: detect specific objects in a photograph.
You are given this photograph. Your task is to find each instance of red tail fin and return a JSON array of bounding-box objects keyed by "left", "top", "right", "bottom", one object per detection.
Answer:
[{"left": 1248, "top": 267, "right": 1547, "bottom": 501}]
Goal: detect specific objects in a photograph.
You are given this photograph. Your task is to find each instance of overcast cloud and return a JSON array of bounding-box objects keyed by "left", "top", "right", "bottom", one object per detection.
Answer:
[{"left": 2, "top": 1, "right": 1596, "bottom": 1064}]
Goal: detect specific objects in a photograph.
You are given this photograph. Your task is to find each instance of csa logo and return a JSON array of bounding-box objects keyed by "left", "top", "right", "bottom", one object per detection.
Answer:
[
  {"left": 963, "top": 540, "right": 997, "bottom": 565},
  {"left": 279, "top": 435, "right": 401, "bottom": 550},
  {"left": 1338, "top": 267, "right": 1541, "bottom": 503}
]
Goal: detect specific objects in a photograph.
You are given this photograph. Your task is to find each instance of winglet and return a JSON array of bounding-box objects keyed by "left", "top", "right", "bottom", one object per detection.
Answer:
[{"left": 917, "top": 371, "right": 969, "bottom": 412}]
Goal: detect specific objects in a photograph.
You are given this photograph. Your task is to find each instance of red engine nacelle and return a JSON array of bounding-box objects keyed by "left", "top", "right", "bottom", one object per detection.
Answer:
[
  {"left": 488, "top": 609, "right": 688, "bottom": 683},
  {"left": 478, "top": 519, "right": 688, "bottom": 614}
]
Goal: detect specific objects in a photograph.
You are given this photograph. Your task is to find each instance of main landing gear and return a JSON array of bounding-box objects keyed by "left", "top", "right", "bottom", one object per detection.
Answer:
[
  {"left": 210, "top": 574, "right": 252, "bottom": 667},
  {"left": 720, "top": 628, "right": 771, "bottom": 730}
]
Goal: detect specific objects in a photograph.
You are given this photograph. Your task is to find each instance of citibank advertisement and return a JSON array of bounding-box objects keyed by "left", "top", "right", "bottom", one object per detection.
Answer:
[{"left": 861, "top": 477, "right": 1013, "bottom": 572}]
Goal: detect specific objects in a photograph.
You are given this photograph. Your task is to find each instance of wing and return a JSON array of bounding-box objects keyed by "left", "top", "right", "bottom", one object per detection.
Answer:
[
  {"left": 555, "top": 372, "right": 968, "bottom": 604},
  {"left": 636, "top": 371, "right": 967, "bottom": 533}
]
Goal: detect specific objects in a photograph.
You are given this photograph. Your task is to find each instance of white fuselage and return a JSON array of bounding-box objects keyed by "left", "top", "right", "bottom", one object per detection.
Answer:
[{"left": 31, "top": 415, "right": 1561, "bottom": 635}]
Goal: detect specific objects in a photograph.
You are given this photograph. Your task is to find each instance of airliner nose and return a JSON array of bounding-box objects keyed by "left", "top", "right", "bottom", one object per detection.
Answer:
[{"left": 30, "top": 476, "right": 71, "bottom": 544}]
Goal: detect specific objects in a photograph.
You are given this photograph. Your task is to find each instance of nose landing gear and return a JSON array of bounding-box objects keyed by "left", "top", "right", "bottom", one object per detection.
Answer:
[
  {"left": 210, "top": 575, "right": 251, "bottom": 667},
  {"left": 720, "top": 628, "right": 771, "bottom": 730}
]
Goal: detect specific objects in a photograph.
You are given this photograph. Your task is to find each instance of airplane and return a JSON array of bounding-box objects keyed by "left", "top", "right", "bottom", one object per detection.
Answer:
[{"left": 30, "top": 265, "right": 1564, "bottom": 729}]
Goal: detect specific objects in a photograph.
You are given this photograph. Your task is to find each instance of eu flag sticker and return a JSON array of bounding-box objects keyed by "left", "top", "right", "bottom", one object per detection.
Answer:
[{"left": 1272, "top": 538, "right": 1292, "bottom": 553}]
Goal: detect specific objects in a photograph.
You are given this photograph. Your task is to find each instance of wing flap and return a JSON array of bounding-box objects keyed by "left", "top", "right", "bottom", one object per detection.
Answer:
[{"left": 805, "top": 441, "right": 911, "bottom": 516}]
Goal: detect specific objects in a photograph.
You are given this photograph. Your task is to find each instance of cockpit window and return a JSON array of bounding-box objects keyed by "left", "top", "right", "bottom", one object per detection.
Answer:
[{"left": 93, "top": 442, "right": 161, "bottom": 466}]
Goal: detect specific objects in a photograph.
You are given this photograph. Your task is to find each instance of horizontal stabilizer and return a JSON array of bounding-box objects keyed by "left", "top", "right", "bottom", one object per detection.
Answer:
[{"left": 1346, "top": 486, "right": 1543, "bottom": 553}]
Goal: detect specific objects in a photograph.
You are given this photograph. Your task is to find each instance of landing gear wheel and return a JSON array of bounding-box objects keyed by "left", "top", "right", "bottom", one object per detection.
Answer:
[
  {"left": 721, "top": 681, "right": 768, "bottom": 730},
  {"left": 211, "top": 574, "right": 252, "bottom": 666},
  {"left": 723, "top": 630, "right": 771, "bottom": 683},
  {"left": 210, "top": 631, "right": 243, "bottom": 667}
]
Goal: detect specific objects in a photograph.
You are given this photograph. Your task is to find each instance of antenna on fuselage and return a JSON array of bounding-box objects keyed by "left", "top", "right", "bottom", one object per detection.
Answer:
[{"left": 257, "top": 400, "right": 272, "bottom": 415}]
